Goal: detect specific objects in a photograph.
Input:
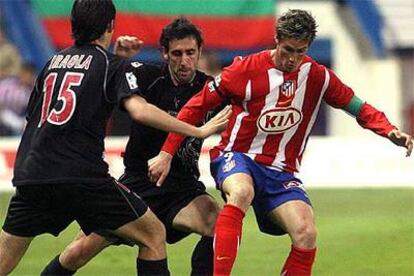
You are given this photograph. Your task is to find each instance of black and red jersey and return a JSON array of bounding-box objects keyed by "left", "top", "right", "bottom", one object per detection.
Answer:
[
  {"left": 13, "top": 44, "right": 138, "bottom": 186},
  {"left": 122, "top": 63, "right": 213, "bottom": 193}
]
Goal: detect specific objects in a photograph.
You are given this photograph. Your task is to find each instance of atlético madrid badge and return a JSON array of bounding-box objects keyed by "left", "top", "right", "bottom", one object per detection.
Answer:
[{"left": 280, "top": 80, "right": 296, "bottom": 97}]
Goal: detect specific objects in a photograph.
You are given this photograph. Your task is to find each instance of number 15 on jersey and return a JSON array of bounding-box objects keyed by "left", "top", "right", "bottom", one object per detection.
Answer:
[{"left": 38, "top": 72, "right": 84, "bottom": 127}]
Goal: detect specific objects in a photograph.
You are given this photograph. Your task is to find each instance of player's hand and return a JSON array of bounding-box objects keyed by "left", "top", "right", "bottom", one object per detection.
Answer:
[
  {"left": 196, "top": 105, "right": 232, "bottom": 138},
  {"left": 387, "top": 129, "right": 413, "bottom": 157},
  {"left": 114, "top": 36, "right": 144, "bottom": 58},
  {"left": 148, "top": 151, "right": 173, "bottom": 187}
]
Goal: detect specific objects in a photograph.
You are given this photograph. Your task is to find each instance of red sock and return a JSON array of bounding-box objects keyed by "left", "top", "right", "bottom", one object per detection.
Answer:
[
  {"left": 281, "top": 245, "right": 316, "bottom": 276},
  {"left": 213, "top": 204, "right": 245, "bottom": 276}
]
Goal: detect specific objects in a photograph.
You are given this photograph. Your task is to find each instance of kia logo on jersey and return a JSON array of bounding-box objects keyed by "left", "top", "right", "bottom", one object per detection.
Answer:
[{"left": 257, "top": 107, "right": 302, "bottom": 133}]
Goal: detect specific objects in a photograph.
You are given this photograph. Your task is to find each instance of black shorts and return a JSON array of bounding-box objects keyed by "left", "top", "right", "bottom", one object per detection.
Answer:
[
  {"left": 2, "top": 179, "right": 148, "bottom": 237},
  {"left": 119, "top": 173, "right": 209, "bottom": 244}
]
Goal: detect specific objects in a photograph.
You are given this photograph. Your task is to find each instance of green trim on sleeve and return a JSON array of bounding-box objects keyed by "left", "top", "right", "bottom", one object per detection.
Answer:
[{"left": 343, "top": 95, "right": 364, "bottom": 117}]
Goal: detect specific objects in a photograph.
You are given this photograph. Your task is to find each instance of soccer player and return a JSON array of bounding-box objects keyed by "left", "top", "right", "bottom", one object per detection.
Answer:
[
  {"left": 40, "top": 17, "right": 223, "bottom": 275},
  {"left": 0, "top": 2, "right": 230, "bottom": 276},
  {"left": 148, "top": 9, "right": 414, "bottom": 275}
]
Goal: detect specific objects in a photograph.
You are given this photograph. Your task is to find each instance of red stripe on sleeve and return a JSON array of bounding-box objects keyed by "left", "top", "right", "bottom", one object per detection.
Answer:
[{"left": 357, "top": 103, "right": 396, "bottom": 137}]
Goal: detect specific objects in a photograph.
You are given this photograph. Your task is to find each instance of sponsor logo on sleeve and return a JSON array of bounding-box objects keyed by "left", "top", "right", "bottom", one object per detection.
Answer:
[
  {"left": 214, "top": 74, "right": 222, "bottom": 87},
  {"left": 130, "top": 61, "right": 143, "bottom": 68},
  {"left": 208, "top": 81, "right": 216, "bottom": 93},
  {"left": 125, "top": 72, "right": 138, "bottom": 90}
]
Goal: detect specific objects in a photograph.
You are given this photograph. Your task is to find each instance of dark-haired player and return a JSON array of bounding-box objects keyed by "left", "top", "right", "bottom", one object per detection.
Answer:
[
  {"left": 149, "top": 9, "right": 413, "bottom": 275},
  {"left": 40, "top": 17, "right": 224, "bottom": 276},
  {"left": 0, "top": 2, "right": 229, "bottom": 275}
]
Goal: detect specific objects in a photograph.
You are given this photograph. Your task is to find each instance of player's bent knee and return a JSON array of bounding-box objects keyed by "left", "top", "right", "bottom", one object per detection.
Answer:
[
  {"left": 226, "top": 182, "right": 255, "bottom": 208},
  {"left": 291, "top": 223, "right": 317, "bottom": 248},
  {"left": 148, "top": 227, "right": 166, "bottom": 250},
  {"left": 141, "top": 218, "right": 167, "bottom": 252}
]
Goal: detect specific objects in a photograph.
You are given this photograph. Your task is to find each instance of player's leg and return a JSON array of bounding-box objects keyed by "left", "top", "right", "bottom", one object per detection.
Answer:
[
  {"left": 172, "top": 194, "right": 220, "bottom": 275},
  {"left": 42, "top": 208, "right": 168, "bottom": 276},
  {"left": 77, "top": 179, "right": 170, "bottom": 275},
  {"left": 214, "top": 173, "right": 253, "bottom": 276},
  {"left": 0, "top": 230, "right": 33, "bottom": 275},
  {"left": 112, "top": 208, "right": 169, "bottom": 275},
  {"left": 252, "top": 171, "right": 317, "bottom": 276},
  {"left": 1, "top": 185, "right": 75, "bottom": 275},
  {"left": 269, "top": 200, "right": 317, "bottom": 275},
  {"left": 210, "top": 152, "right": 256, "bottom": 276},
  {"left": 41, "top": 231, "right": 110, "bottom": 275}
]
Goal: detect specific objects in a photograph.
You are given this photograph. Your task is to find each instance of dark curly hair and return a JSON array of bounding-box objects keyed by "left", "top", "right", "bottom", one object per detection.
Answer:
[
  {"left": 160, "top": 17, "right": 203, "bottom": 51},
  {"left": 277, "top": 9, "right": 318, "bottom": 44},
  {"left": 71, "top": 0, "right": 116, "bottom": 46}
]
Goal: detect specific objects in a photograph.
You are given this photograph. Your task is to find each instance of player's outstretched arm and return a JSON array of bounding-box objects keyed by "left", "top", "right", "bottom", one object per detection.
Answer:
[
  {"left": 387, "top": 129, "right": 413, "bottom": 157},
  {"left": 148, "top": 106, "right": 232, "bottom": 186},
  {"left": 147, "top": 151, "right": 172, "bottom": 187},
  {"left": 113, "top": 35, "right": 144, "bottom": 58},
  {"left": 124, "top": 95, "right": 231, "bottom": 139}
]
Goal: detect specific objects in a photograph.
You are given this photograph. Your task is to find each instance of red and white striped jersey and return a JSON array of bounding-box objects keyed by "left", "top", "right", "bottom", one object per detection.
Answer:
[{"left": 162, "top": 50, "right": 395, "bottom": 173}]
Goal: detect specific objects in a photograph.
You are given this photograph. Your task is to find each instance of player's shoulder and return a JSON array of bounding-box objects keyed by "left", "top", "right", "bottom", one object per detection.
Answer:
[
  {"left": 44, "top": 45, "right": 110, "bottom": 74},
  {"left": 304, "top": 55, "right": 328, "bottom": 76},
  {"left": 125, "top": 61, "right": 161, "bottom": 77},
  {"left": 194, "top": 70, "right": 211, "bottom": 83},
  {"left": 225, "top": 50, "right": 272, "bottom": 75}
]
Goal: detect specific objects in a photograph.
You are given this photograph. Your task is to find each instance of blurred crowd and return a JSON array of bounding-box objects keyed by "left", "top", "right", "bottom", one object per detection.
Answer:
[{"left": 0, "top": 29, "right": 35, "bottom": 136}]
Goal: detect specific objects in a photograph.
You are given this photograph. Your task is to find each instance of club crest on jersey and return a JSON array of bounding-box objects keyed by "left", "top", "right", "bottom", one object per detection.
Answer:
[
  {"left": 282, "top": 181, "right": 305, "bottom": 190},
  {"left": 280, "top": 80, "right": 296, "bottom": 97},
  {"left": 257, "top": 107, "right": 302, "bottom": 133}
]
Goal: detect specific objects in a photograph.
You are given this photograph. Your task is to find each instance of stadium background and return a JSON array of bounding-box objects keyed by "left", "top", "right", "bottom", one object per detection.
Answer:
[{"left": 0, "top": 0, "right": 413, "bottom": 275}]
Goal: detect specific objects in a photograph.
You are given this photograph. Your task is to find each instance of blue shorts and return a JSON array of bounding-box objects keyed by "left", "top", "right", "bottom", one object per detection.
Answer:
[{"left": 210, "top": 152, "right": 312, "bottom": 236}]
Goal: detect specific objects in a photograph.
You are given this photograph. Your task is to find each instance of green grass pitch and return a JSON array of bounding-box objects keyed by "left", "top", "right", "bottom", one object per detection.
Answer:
[{"left": 1, "top": 188, "right": 413, "bottom": 275}]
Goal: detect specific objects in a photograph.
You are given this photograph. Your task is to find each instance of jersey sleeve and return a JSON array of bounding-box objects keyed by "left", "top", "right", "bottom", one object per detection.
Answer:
[
  {"left": 356, "top": 103, "right": 396, "bottom": 137},
  {"left": 122, "top": 62, "right": 155, "bottom": 98},
  {"left": 324, "top": 68, "right": 396, "bottom": 137},
  {"left": 113, "top": 61, "right": 141, "bottom": 104},
  {"left": 161, "top": 78, "right": 226, "bottom": 155},
  {"left": 323, "top": 68, "right": 355, "bottom": 108}
]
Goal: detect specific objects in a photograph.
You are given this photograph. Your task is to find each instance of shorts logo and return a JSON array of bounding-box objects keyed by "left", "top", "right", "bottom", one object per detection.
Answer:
[
  {"left": 283, "top": 181, "right": 304, "bottom": 190},
  {"left": 223, "top": 160, "right": 236, "bottom": 173},
  {"left": 257, "top": 107, "right": 302, "bottom": 133},
  {"left": 125, "top": 72, "right": 138, "bottom": 90}
]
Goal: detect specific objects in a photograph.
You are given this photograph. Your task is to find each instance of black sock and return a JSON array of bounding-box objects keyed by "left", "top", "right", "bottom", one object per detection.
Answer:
[
  {"left": 136, "top": 258, "right": 170, "bottom": 276},
  {"left": 40, "top": 254, "right": 77, "bottom": 276},
  {"left": 191, "top": 236, "right": 214, "bottom": 276}
]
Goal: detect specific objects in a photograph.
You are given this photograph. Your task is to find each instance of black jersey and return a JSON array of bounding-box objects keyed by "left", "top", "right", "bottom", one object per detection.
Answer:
[
  {"left": 123, "top": 63, "right": 212, "bottom": 192},
  {"left": 13, "top": 44, "right": 138, "bottom": 186}
]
